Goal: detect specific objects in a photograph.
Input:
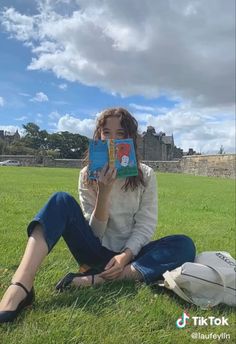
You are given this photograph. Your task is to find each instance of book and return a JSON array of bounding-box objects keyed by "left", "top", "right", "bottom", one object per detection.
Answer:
[{"left": 88, "top": 138, "right": 138, "bottom": 179}]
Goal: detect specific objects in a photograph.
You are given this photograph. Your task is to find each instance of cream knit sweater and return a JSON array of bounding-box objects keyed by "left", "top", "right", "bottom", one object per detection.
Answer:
[{"left": 78, "top": 163, "right": 158, "bottom": 257}]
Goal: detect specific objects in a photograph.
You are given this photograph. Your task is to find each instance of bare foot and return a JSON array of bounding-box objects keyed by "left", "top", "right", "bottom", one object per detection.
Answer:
[
  {"left": 0, "top": 285, "right": 27, "bottom": 311},
  {"left": 72, "top": 275, "right": 105, "bottom": 287}
]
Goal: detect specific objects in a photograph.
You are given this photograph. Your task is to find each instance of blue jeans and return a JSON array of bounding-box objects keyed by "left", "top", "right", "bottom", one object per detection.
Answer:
[{"left": 27, "top": 192, "right": 196, "bottom": 284}]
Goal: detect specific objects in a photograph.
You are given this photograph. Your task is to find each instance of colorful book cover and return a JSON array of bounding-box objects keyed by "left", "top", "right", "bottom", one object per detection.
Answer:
[{"left": 88, "top": 138, "right": 138, "bottom": 179}]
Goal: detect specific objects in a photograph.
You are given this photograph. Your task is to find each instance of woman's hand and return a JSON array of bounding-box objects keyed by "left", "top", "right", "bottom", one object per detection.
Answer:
[
  {"left": 97, "top": 163, "right": 117, "bottom": 197},
  {"left": 92, "top": 163, "right": 116, "bottom": 223},
  {"left": 99, "top": 249, "right": 134, "bottom": 280},
  {"left": 99, "top": 254, "right": 127, "bottom": 280}
]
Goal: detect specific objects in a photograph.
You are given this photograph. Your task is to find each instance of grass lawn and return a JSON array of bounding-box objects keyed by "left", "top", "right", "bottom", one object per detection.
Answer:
[{"left": 0, "top": 167, "right": 235, "bottom": 344}]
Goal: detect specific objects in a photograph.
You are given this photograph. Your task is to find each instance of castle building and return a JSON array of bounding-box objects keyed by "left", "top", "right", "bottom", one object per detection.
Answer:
[
  {"left": 0, "top": 130, "right": 20, "bottom": 143},
  {"left": 137, "top": 126, "right": 183, "bottom": 161}
]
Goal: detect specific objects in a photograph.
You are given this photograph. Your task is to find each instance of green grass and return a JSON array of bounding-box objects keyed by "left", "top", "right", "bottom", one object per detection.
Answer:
[{"left": 0, "top": 167, "right": 235, "bottom": 344}]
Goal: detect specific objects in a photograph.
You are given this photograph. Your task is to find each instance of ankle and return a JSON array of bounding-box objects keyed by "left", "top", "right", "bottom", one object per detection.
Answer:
[
  {"left": 130, "top": 265, "right": 143, "bottom": 280},
  {"left": 0, "top": 284, "right": 26, "bottom": 310},
  {"left": 94, "top": 275, "right": 105, "bottom": 284},
  {"left": 11, "top": 273, "right": 34, "bottom": 292},
  {"left": 72, "top": 274, "right": 105, "bottom": 287},
  {"left": 118, "top": 264, "right": 143, "bottom": 281}
]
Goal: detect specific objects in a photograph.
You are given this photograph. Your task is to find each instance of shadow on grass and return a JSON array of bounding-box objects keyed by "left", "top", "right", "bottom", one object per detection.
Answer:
[
  {"left": 0, "top": 282, "right": 234, "bottom": 331},
  {"left": 0, "top": 282, "right": 138, "bottom": 328},
  {"left": 149, "top": 284, "right": 236, "bottom": 315},
  {"left": 1, "top": 271, "right": 234, "bottom": 324},
  {"left": 38, "top": 280, "right": 235, "bottom": 318},
  {"left": 35, "top": 280, "right": 140, "bottom": 316}
]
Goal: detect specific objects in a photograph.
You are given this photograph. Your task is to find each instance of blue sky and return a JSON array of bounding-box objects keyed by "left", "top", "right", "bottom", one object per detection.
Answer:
[{"left": 0, "top": 0, "right": 235, "bottom": 153}]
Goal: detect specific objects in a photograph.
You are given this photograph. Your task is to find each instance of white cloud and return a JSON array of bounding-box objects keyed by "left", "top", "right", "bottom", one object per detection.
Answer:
[
  {"left": 48, "top": 122, "right": 57, "bottom": 131},
  {"left": 49, "top": 104, "right": 235, "bottom": 153},
  {"left": 136, "top": 103, "right": 235, "bottom": 153},
  {"left": 1, "top": 1, "right": 235, "bottom": 153},
  {"left": 19, "top": 92, "right": 30, "bottom": 97},
  {"left": 131, "top": 112, "right": 151, "bottom": 123},
  {"left": 30, "top": 92, "right": 49, "bottom": 102},
  {"left": 0, "top": 97, "right": 5, "bottom": 106},
  {"left": 0, "top": 125, "right": 23, "bottom": 136},
  {"left": 48, "top": 111, "right": 61, "bottom": 120},
  {"left": 1, "top": 0, "right": 234, "bottom": 108},
  {"left": 15, "top": 116, "right": 28, "bottom": 121},
  {"left": 129, "top": 103, "right": 156, "bottom": 112},
  {"left": 58, "top": 83, "right": 68, "bottom": 90},
  {"left": 1, "top": 7, "right": 35, "bottom": 41},
  {"left": 57, "top": 114, "right": 96, "bottom": 137},
  {"left": 52, "top": 100, "right": 68, "bottom": 105}
]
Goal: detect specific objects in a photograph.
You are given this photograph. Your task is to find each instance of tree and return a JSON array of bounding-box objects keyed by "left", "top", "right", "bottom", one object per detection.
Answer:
[
  {"left": 0, "top": 122, "right": 89, "bottom": 158},
  {"left": 0, "top": 138, "right": 5, "bottom": 155},
  {"left": 218, "top": 145, "right": 225, "bottom": 154},
  {"left": 23, "top": 123, "right": 40, "bottom": 137},
  {"left": 47, "top": 131, "right": 88, "bottom": 158},
  {"left": 5, "top": 141, "right": 35, "bottom": 155},
  {"left": 22, "top": 123, "right": 49, "bottom": 150}
]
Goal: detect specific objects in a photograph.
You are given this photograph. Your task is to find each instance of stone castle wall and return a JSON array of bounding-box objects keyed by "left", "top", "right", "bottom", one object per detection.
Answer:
[
  {"left": 43, "top": 157, "right": 82, "bottom": 168},
  {"left": 179, "top": 154, "right": 235, "bottom": 178},
  {"left": 140, "top": 160, "right": 181, "bottom": 173},
  {"left": 0, "top": 154, "right": 235, "bottom": 178},
  {"left": 144, "top": 154, "right": 235, "bottom": 178},
  {"left": 142, "top": 134, "right": 162, "bottom": 160}
]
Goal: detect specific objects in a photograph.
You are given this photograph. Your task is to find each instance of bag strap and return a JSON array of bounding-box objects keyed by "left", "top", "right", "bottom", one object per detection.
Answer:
[
  {"left": 161, "top": 270, "right": 194, "bottom": 304},
  {"left": 161, "top": 265, "right": 227, "bottom": 306},
  {"left": 196, "top": 252, "right": 234, "bottom": 291},
  {"left": 203, "top": 264, "right": 227, "bottom": 290}
]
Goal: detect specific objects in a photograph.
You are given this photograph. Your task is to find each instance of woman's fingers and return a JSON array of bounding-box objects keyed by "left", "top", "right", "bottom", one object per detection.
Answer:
[
  {"left": 98, "top": 163, "right": 108, "bottom": 179},
  {"left": 111, "top": 168, "right": 117, "bottom": 179},
  {"left": 105, "top": 258, "right": 115, "bottom": 270},
  {"left": 104, "top": 166, "right": 115, "bottom": 178},
  {"left": 100, "top": 265, "right": 123, "bottom": 278},
  {"left": 99, "top": 166, "right": 117, "bottom": 184},
  {"left": 100, "top": 267, "right": 115, "bottom": 277},
  {"left": 100, "top": 268, "right": 115, "bottom": 278},
  {"left": 101, "top": 162, "right": 109, "bottom": 174}
]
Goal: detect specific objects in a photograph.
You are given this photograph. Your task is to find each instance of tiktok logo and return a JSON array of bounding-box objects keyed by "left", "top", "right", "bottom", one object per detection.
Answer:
[
  {"left": 176, "top": 311, "right": 190, "bottom": 329},
  {"left": 176, "top": 311, "right": 229, "bottom": 329}
]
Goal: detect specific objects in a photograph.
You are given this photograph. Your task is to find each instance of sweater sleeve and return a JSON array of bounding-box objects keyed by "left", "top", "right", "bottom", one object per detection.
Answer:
[
  {"left": 78, "top": 168, "right": 108, "bottom": 239},
  {"left": 124, "top": 168, "right": 158, "bottom": 256}
]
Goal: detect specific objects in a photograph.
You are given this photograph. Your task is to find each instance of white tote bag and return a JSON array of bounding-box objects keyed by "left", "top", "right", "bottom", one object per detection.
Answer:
[{"left": 158, "top": 251, "right": 236, "bottom": 309}]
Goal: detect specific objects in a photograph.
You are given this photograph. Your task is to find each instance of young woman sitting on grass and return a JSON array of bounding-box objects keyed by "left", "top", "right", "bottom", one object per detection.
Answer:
[{"left": 0, "top": 107, "right": 196, "bottom": 323}]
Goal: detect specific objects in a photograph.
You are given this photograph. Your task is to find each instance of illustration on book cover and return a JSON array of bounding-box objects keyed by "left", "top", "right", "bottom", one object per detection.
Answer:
[{"left": 89, "top": 138, "right": 138, "bottom": 179}]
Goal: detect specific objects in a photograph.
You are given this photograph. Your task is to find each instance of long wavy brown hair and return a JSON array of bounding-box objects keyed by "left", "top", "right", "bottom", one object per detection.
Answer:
[{"left": 83, "top": 107, "right": 145, "bottom": 191}]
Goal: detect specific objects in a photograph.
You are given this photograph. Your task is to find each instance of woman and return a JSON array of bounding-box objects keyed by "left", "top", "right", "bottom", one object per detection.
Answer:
[{"left": 0, "top": 107, "right": 196, "bottom": 323}]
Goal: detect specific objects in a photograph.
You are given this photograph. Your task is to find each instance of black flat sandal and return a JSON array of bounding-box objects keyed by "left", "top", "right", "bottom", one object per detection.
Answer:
[
  {"left": 0, "top": 282, "right": 35, "bottom": 324},
  {"left": 55, "top": 270, "right": 96, "bottom": 292}
]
